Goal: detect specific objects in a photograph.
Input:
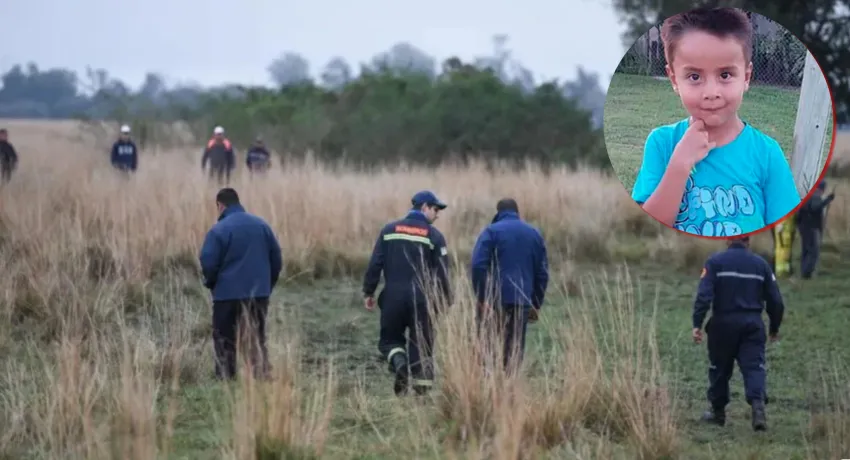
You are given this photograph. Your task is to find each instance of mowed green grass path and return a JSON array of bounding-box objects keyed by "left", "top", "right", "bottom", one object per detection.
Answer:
[
  {"left": 155, "top": 241, "right": 850, "bottom": 459},
  {"left": 603, "top": 73, "right": 833, "bottom": 194}
]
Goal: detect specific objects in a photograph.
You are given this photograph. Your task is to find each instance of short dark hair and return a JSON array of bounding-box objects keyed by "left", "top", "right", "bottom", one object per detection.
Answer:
[
  {"left": 216, "top": 188, "right": 240, "bottom": 206},
  {"left": 661, "top": 7, "right": 753, "bottom": 66},
  {"left": 727, "top": 235, "right": 750, "bottom": 246},
  {"left": 496, "top": 198, "right": 519, "bottom": 213},
  {"left": 0, "top": 129, "right": 6, "bottom": 135}
]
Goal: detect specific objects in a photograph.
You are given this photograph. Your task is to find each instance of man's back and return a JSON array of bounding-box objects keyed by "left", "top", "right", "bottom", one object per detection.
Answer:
[
  {"left": 247, "top": 147, "right": 270, "bottom": 168},
  {"left": 363, "top": 210, "right": 450, "bottom": 303},
  {"left": 472, "top": 211, "right": 548, "bottom": 308},
  {"left": 201, "top": 205, "right": 282, "bottom": 301},
  {"left": 702, "top": 246, "right": 773, "bottom": 315},
  {"left": 204, "top": 138, "right": 234, "bottom": 169},
  {"left": 797, "top": 192, "right": 833, "bottom": 229},
  {"left": 381, "top": 216, "right": 438, "bottom": 291},
  {"left": 0, "top": 140, "right": 17, "bottom": 167},
  {"left": 111, "top": 140, "right": 137, "bottom": 167}
]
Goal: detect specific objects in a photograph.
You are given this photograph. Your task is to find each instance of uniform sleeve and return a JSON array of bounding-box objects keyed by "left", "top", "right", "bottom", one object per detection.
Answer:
[
  {"left": 532, "top": 231, "right": 549, "bottom": 309},
  {"left": 762, "top": 261, "right": 785, "bottom": 335},
  {"left": 692, "top": 257, "right": 716, "bottom": 329},
  {"left": 8, "top": 143, "right": 17, "bottom": 165},
  {"left": 201, "top": 146, "right": 209, "bottom": 168},
  {"left": 131, "top": 142, "right": 138, "bottom": 170},
  {"left": 430, "top": 230, "right": 452, "bottom": 306},
  {"left": 227, "top": 141, "right": 236, "bottom": 168},
  {"left": 764, "top": 141, "right": 801, "bottom": 225},
  {"left": 110, "top": 142, "right": 118, "bottom": 164},
  {"left": 362, "top": 227, "right": 386, "bottom": 297},
  {"left": 199, "top": 229, "right": 223, "bottom": 289},
  {"left": 267, "top": 224, "right": 283, "bottom": 287},
  {"left": 631, "top": 128, "right": 670, "bottom": 205},
  {"left": 470, "top": 228, "right": 494, "bottom": 304},
  {"left": 805, "top": 194, "right": 833, "bottom": 213}
]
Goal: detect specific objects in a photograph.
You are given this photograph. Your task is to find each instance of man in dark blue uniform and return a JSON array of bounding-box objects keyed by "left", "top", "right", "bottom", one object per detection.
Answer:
[
  {"left": 110, "top": 125, "right": 138, "bottom": 173},
  {"left": 245, "top": 137, "right": 272, "bottom": 175},
  {"left": 362, "top": 190, "right": 452, "bottom": 396},
  {"left": 470, "top": 198, "right": 549, "bottom": 373},
  {"left": 0, "top": 128, "right": 19, "bottom": 185},
  {"left": 692, "top": 236, "right": 784, "bottom": 431},
  {"left": 199, "top": 188, "right": 283, "bottom": 380},
  {"left": 796, "top": 180, "right": 835, "bottom": 279}
]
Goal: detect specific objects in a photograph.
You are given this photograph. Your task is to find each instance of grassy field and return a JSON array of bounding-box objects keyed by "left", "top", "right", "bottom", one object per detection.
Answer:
[
  {"left": 603, "top": 73, "right": 834, "bottom": 194},
  {"left": 2, "top": 119, "right": 850, "bottom": 459}
]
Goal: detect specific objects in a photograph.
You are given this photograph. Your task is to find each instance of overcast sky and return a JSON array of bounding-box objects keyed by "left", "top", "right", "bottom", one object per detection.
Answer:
[{"left": 0, "top": 0, "right": 628, "bottom": 90}]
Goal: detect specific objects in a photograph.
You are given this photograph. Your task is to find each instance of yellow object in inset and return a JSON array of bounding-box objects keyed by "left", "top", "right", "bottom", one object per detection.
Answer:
[{"left": 773, "top": 214, "right": 796, "bottom": 277}]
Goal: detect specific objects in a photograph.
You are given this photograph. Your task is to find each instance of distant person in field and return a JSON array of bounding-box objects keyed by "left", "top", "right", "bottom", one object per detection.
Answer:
[
  {"left": 470, "top": 198, "right": 549, "bottom": 373},
  {"left": 362, "top": 190, "right": 452, "bottom": 396},
  {"left": 202, "top": 126, "right": 236, "bottom": 185},
  {"left": 110, "top": 124, "right": 139, "bottom": 173},
  {"left": 245, "top": 136, "right": 272, "bottom": 175},
  {"left": 795, "top": 179, "right": 835, "bottom": 278},
  {"left": 631, "top": 7, "right": 800, "bottom": 237},
  {"left": 692, "top": 235, "right": 784, "bottom": 432},
  {"left": 199, "top": 188, "right": 283, "bottom": 380},
  {"left": 0, "top": 128, "right": 19, "bottom": 184}
]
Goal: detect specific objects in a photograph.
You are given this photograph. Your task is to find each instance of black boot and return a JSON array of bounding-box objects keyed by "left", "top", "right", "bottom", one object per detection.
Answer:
[
  {"left": 390, "top": 353, "right": 409, "bottom": 396},
  {"left": 412, "top": 382, "right": 432, "bottom": 396},
  {"left": 701, "top": 406, "right": 725, "bottom": 426},
  {"left": 751, "top": 399, "right": 767, "bottom": 431}
]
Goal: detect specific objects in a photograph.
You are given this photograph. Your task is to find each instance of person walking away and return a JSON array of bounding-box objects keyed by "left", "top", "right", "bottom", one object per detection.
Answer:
[
  {"left": 362, "top": 190, "right": 452, "bottom": 396},
  {"left": 0, "top": 129, "right": 19, "bottom": 185},
  {"left": 246, "top": 137, "right": 272, "bottom": 176},
  {"left": 199, "top": 188, "right": 283, "bottom": 380},
  {"left": 202, "top": 126, "right": 236, "bottom": 185},
  {"left": 795, "top": 180, "right": 835, "bottom": 279},
  {"left": 110, "top": 125, "right": 139, "bottom": 174},
  {"left": 692, "top": 235, "right": 784, "bottom": 431},
  {"left": 470, "top": 198, "right": 549, "bottom": 374}
]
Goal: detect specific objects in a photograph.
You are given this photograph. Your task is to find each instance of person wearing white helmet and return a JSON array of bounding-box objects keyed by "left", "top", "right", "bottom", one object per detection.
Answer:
[
  {"left": 202, "top": 126, "right": 236, "bottom": 184},
  {"left": 110, "top": 124, "right": 138, "bottom": 173}
]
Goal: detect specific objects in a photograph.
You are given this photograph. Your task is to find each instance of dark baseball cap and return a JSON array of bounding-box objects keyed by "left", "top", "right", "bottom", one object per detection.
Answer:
[{"left": 411, "top": 190, "right": 447, "bottom": 209}]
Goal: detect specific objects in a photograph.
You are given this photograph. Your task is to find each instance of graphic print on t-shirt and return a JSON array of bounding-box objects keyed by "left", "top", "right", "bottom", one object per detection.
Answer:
[{"left": 674, "top": 174, "right": 757, "bottom": 236}]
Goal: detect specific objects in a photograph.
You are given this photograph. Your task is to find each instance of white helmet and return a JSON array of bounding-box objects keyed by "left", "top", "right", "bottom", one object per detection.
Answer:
[
  {"left": 120, "top": 124, "right": 131, "bottom": 134},
  {"left": 213, "top": 126, "right": 224, "bottom": 135}
]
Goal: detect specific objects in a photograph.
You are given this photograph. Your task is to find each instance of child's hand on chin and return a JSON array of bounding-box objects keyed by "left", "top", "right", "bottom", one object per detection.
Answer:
[{"left": 671, "top": 118, "right": 716, "bottom": 173}]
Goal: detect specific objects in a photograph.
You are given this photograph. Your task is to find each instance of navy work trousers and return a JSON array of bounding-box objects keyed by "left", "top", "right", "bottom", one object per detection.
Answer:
[
  {"left": 377, "top": 289, "right": 435, "bottom": 388},
  {"left": 212, "top": 297, "right": 270, "bottom": 380},
  {"left": 705, "top": 313, "right": 767, "bottom": 408},
  {"left": 476, "top": 304, "right": 530, "bottom": 372},
  {"left": 799, "top": 224, "right": 822, "bottom": 277}
]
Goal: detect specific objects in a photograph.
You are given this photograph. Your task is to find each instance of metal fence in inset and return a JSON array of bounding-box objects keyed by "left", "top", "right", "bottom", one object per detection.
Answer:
[{"left": 616, "top": 12, "right": 808, "bottom": 88}]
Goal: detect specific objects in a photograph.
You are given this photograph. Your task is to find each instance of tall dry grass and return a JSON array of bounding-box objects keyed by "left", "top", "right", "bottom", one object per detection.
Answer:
[{"left": 0, "top": 120, "right": 848, "bottom": 458}]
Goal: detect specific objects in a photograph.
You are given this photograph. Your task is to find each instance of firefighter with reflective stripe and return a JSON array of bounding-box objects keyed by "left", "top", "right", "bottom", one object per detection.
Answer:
[
  {"left": 202, "top": 126, "right": 236, "bottom": 184},
  {"left": 692, "top": 235, "right": 784, "bottom": 431},
  {"left": 362, "top": 190, "right": 452, "bottom": 396}
]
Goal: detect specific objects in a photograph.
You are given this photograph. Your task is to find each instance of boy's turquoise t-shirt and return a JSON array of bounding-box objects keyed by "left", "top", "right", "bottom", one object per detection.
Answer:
[{"left": 631, "top": 118, "right": 801, "bottom": 237}]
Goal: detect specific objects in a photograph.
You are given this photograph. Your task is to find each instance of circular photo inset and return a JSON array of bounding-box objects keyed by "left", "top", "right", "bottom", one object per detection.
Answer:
[{"left": 603, "top": 7, "right": 835, "bottom": 238}]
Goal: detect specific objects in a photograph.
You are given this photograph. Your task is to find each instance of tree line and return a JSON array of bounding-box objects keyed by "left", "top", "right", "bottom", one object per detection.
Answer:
[{"left": 0, "top": 36, "right": 610, "bottom": 169}]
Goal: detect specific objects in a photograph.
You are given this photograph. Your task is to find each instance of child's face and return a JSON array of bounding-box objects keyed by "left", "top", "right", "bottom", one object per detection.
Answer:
[{"left": 665, "top": 30, "right": 752, "bottom": 128}]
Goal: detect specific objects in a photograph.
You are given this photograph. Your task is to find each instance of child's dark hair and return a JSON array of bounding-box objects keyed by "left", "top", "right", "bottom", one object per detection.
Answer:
[{"left": 660, "top": 7, "right": 753, "bottom": 65}]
